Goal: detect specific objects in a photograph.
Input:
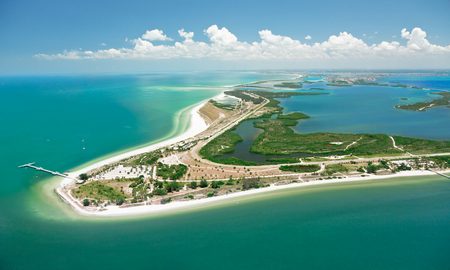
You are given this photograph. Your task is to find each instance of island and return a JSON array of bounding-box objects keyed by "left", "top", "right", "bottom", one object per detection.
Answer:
[{"left": 52, "top": 77, "right": 450, "bottom": 216}]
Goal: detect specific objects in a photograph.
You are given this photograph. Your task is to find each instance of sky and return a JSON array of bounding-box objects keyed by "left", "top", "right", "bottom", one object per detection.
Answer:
[{"left": 1, "top": 0, "right": 449, "bottom": 75}]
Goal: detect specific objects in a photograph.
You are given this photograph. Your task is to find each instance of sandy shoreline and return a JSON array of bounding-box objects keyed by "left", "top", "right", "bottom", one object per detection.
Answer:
[
  {"left": 60, "top": 99, "right": 211, "bottom": 186},
  {"left": 57, "top": 169, "right": 449, "bottom": 217},
  {"left": 54, "top": 88, "right": 449, "bottom": 218},
  {"left": 55, "top": 94, "right": 218, "bottom": 214}
]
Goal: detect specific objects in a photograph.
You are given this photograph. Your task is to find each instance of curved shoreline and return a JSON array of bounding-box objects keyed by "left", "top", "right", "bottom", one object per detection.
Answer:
[
  {"left": 60, "top": 99, "right": 212, "bottom": 186},
  {"left": 54, "top": 91, "right": 225, "bottom": 215},
  {"left": 52, "top": 79, "right": 450, "bottom": 218},
  {"left": 57, "top": 169, "right": 449, "bottom": 217}
]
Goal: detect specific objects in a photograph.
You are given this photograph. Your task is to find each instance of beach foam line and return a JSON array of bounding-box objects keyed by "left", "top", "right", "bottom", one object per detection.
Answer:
[
  {"left": 61, "top": 93, "right": 222, "bottom": 187},
  {"left": 57, "top": 169, "right": 449, "bottom": 217}
]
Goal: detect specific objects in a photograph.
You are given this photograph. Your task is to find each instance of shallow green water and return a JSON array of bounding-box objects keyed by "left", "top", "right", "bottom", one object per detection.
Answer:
[
  {"left": 1, "top": 72, "right": 449, "bottom": 269},
  {"left": 4, "top": 176, "right": 450, "bottom": 269}
]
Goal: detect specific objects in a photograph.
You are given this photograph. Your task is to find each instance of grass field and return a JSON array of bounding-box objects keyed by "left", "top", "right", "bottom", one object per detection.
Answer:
[{"left": 73, "top": 181, "right": 125, "bottom": 203}]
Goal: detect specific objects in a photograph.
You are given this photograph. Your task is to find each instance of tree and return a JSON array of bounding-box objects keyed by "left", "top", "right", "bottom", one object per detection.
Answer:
[
  {"left": 398, "top": 163, "right": 411, "bottom": 171},
  {"left": 115, "top": 198, "right": 125, "bottom": 205},
  {"left": 366, "top": 163, "right": 378, "bottom": 174},
  {"left": 79, "top": 173, "right": 89, "bottom": 181},
  {"left": 210, "top": 181, "right": 220, "bottom": 189},
  {"left": 153, "top": 188, "right": 168, "bottom": 196},
  {"left": 189, "top": 181, "right": 197, "bottom": 189},
  {"left": 199, "top": 179, "right": 208, "bottom": 188},
  {"left": 82, "top": 198, "right": 90, "bottom": 206},
  {"left": 164, "top": 181, "right": 181, "bottom": 193},
  {"left": 161, "top": 198, "right": 172, "bottom": 204},
  {"left": 242, "top": 178, "right": 261, "bottom": 190}
]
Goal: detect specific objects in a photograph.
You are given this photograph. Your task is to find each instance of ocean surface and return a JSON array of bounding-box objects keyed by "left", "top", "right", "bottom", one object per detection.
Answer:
[{"left": 0, "top": 71, "right": 449, "bottom": 269}]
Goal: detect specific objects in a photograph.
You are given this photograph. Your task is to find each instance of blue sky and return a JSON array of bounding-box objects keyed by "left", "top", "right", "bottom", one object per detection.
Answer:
[{"left": 1, "top": 0, "right": 449, "bottom": 74}]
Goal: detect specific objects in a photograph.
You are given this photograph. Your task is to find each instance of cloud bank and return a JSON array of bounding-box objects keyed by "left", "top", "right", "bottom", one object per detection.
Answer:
[{"left": 36, "top": 25, "right": 450, "bottom": 68}]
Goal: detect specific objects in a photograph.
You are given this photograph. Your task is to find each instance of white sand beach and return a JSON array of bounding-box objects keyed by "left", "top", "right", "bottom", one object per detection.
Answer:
[
  {"left": 57, "top": 167, "right": 449, "bottom": 218},
  {"left": 54, "top": 90, "right": 450, "bottom": 218},
  {"left": 60, "top": 99, "right": 210, "bottom": 186}
]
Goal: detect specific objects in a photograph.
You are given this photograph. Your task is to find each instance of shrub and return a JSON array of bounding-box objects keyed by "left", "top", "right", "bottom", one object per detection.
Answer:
[
  {"left": 161, "top": 198, "right": 172, "bottom": 204},
  {"left": 242, "top": 178, "right": 261, "bottom": 190},
  {"left": 199, "top": 179, "right": 208, "bottom": 188},
  {"left": 115, "top": 198, "right": 125, "bottom": 205},
  {"left": 153, "top": 188, "right": 168, "bottom": 196},
  {"left": 189, "top": 181, "right": 197, "bottom": 189},
  {"left": 210, "top": 181, "right": 222, "bottom": 189},
  {"left": 164, "top": 181, "right": 182, "bottom": 193},
  {"left": 82, "top": 198, "right": 90, "bottom": 206}
]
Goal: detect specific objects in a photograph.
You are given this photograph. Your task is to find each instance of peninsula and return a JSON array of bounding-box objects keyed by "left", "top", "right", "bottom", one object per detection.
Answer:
[{"left": 49, "top": 76, "right": 450, "bottom": 216}]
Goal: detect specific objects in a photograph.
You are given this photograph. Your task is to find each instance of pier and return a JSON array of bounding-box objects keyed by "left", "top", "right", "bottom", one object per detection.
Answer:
[
  {"left": 428, "top": 169, "right": 450, "bottom": 179},
  {"left": 18, "top": 162, "right": 69, "bottom": 178}
]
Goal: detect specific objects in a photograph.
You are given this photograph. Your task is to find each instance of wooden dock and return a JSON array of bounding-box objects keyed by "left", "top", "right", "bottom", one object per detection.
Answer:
[
  {"left": 18, "top": 162, "right": 69, "bottom": 178},
  {"left": 428, "top": 169, "right": 450, "bottom": 179}
]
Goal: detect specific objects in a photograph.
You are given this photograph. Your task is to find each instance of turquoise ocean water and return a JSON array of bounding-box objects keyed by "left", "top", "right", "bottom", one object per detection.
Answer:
[{"left": 0, "top": 72, "right": 449, "bottom": 269}]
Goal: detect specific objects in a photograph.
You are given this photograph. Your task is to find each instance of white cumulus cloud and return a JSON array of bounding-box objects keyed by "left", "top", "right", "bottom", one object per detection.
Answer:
[
  {"left": 35, "top": 26, "right": 450, "bottom": 68},
  {"left": 141, "top": 29, "right": 172, "bottom": 41},
  {"left": 305, "top": 35, "right": 312, "bottom": 40}
]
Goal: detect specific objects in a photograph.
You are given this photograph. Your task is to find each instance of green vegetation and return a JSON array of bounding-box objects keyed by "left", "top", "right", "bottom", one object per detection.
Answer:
[
  {"left": 199, "top": 179, "right": 208, "bottom": 188},
  {"left": 199, "top": 124, "right": 260, "bottom": 165},
  {"left": 396, "top": 92, "right": 450, "bottom": 111},
  {"left": 129, "top": 177, "right": 149, "bottom": 202},
  {"left": 115, "top": 198, "right": 125, "bottom": 205},
  {"left": 396, "top": 163, "right": 411, "bottom": 171},
  {"left": 365, "top": 161, "right": 390, "bottom": 174},
  {"left": 74, "top": 181, "right": 125, "bottom": 204},
  {"left": 252, "top": 118, "right": 360, "bottom": 155},
  {"left": 393, "top": 136, "right": 450, "bottom": 154},
  {"left": 277, "top": 112, "right": 310, "bottom": 120},
  {"left": 156, "top": 163, "right": 188, "bottom": 180},
  {"left": 123, "top": 150, "right": 162, "bottom": 166},
  {"left": 209, "top": 100, "right": 235, "bottom": 110},
  {"left": 164, "top": 181, "right": 182, "bottom": 193},
  {"left": 79, "top": 173, "right": 89, "bottom": 181},
  {"left": 82, "top": 198, "right": 90, "bottom": 206},
  {"left": 252, "top": 90, "right": 326, "bottom": 99},
  {"left": 226, "top": 178, "right": 235, "bottom": 185},
  {"left": 152, "top": 188, "right": 167, "bottom": 196},
  {"left": 161, "top": 198, "right": 172, "bottom": 204},
  {"left": 251, "top": 116, "right": 449, "bottom": 157},
  {"left": 208, "top": 157, "right": 256, "bottom": 166},
  {"left": 427, "top": 155, "right": 450, "bottom": 168},
  {"left": 279, "top": 164, "right": 320, "bottom": 173},
  {"left": 274, "top": 82, "right": 302, "bottom": 89},
  {"left": 242, "top": 178, "right": 262, "bottom": 190},
  {"left": 225, "top": 90, "right": 264, "bottom": 104},
  {"left": 200, "top": 129, "right": 242, "bottom": 157},
  {"left": 189, "top": 181, "right": 197, "bottom": 189},
  {"left": 265, "top": 157, "right": 300, "bottom": 163},
  {"left": 323, "top": 164, "right": 348, "bottom": 175},
  {"left": 327, "top": 80, "right": 352, "bottom": 87},
  {"left": 210, "top": 180, "right": 225, "bottom": 189},
  {"left": 200, "top": 88, "right": 450, "bottom": 166}
]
